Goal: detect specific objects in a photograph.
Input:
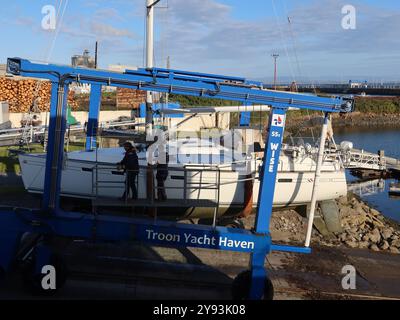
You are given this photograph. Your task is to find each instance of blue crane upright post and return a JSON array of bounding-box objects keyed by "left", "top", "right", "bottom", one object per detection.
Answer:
[
  {"left": 86, "top": 84, "right": 102, "bottom": 151},
  {"left": 0, "top": 58, "right": 354, "bottom": 299},
  {"left": 249, "top": 107, "right": 287, "bottom": 298},
  {"left": 42, "top": 82, "right": 69, "bottom": 211}
]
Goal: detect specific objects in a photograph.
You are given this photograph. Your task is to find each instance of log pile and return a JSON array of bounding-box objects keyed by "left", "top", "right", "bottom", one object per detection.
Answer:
[
  {"left": 0, "top": 77, "right": 79, "bottom": 112},
  {"left": 116, "top": 88, "right": 145, "bottom": 109}
]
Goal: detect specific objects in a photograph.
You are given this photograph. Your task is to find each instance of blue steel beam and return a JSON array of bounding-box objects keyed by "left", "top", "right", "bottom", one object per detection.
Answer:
[
  {"left": 0, "top": 207, "right": 269, "bottom": 252},
  {"left": 131, "top": 67, "right": 248, "bottom": 84},
  {"left": 42, "top": 82, "right": 69, "bottom": 211},
  {"left": 7, "top": 58, "right": 354, "bottom": 114},
  {"left": 86, "top": 84, "right": 102, "bottom": 150},
  {"left": 0, "top": 209, "right": 310, "bottom": 273}
]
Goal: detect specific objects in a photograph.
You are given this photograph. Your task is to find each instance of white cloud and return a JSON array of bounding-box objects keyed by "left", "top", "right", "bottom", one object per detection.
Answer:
[
  {"left": 149, "top": 0, "right": 400, "bottom": 80},
  {"left": 6, "top": 0, "right": 400, "bottom": 80},
  {"left": 90, "top": 21, "right": 135, "bottom": 39},
  {"left": 93, "top": 8, "right": 126, "bottom": 22}
]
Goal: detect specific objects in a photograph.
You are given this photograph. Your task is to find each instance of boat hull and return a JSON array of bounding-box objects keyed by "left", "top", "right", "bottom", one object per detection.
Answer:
[{"left": 19, "top": 152, "right": 347, "bottom": 219}]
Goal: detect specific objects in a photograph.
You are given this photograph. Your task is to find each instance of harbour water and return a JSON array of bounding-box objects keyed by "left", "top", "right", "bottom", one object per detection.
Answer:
[{"left": 334, "top": 127, "right": 400, "bottom": 223}]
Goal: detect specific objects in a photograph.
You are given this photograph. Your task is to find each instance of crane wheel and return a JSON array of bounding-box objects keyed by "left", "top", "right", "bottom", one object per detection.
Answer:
[{"left": 232, "top": 270, "right": 274, "bottom": 300}]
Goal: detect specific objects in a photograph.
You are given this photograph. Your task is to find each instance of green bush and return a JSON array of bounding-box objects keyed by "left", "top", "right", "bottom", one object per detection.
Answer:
[
  {"left": 354, "top": 97, "right": 400, "bottom": 114},
  {"left": 168, "top": 94, "right": 240, "bottom": 107}
]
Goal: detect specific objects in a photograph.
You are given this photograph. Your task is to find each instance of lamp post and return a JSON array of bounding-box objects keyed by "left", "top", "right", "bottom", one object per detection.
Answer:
[{"left": 272, "top": 53, "right": 279, "bottom": 90}]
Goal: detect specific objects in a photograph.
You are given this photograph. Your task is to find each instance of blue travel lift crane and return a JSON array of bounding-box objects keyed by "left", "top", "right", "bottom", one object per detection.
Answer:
[{"left": 0, "top": 58, "right": 354, "bottom": 299}]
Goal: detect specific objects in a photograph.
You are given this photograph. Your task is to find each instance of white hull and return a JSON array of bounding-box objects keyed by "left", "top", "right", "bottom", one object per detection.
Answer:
[{"left": 18, "top": 142, "right": 347, "bottom": 217}]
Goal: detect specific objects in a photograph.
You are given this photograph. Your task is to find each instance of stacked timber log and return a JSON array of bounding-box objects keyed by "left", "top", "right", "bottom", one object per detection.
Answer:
[
  {"left": 0, "top": 77, "right": 79, "bottom": 112},
  {"left": 116, "top": 88, "right": 145, "bottom": 109}
]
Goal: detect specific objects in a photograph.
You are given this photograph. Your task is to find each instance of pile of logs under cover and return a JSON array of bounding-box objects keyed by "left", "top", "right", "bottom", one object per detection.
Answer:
[
  {"left": 0, "top": 77, "right": 79, "bottom": 112},
  {"left": 116, "top": 88, "right": 145, "bottom": 109}
]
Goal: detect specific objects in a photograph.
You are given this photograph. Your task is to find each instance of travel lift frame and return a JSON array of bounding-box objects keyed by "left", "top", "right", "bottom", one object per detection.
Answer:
[{"left": 0, "top": 58, "right": 354, "bottom": 299}]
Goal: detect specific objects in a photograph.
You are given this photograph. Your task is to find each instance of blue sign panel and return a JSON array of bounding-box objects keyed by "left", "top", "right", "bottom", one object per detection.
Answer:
[
  {"left": 239, "top": 111, "right": 251, "bottom": 126},
  {"left": 135, "top": 224, "right": 270, "bottom": 253}
]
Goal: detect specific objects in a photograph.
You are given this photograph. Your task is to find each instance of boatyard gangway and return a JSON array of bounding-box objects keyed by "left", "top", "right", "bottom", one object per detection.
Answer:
[
  {"left": 331, "top": 146, "right": 400, "bottom": 178},
  {"left": 0, "top": 58, "right": 354, "bottom": 299},
  {"left": 338, "top": 148, "right": 386, "bottom": 171}
]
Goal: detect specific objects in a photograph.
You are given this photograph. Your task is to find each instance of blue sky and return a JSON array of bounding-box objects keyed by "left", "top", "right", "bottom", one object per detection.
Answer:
[{"left": 0, "top": 0, "right": 399, "bottom": 82}]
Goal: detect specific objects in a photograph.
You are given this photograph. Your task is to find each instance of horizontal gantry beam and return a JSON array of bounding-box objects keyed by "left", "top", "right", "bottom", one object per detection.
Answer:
[{"left": 7, "top": 58, "right": 354, "bottom": 113}]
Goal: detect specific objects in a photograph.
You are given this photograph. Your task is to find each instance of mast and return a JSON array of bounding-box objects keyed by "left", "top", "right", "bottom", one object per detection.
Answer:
[
  {"left": 272, "top": 53, "right": 279, "bottom": 90},
  {"left": 145, "top": 0, "right": 160, "bottom": 209},
  {"left": 145, "top": 0, "right": 158, "bottom": 137}
]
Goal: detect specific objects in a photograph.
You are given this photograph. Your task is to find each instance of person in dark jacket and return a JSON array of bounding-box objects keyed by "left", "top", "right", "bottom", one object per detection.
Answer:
[
  {"left": 117, "top": 142, "right": 139, "bottom": 200},
  {"left": 156, "top": 148, "right": 169, "bottom": 201}
]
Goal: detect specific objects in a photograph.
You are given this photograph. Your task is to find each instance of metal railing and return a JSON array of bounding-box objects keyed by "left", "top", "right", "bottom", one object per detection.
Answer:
[
  {"left": 90, "top": 164, "right": 225, "bottom": 226},
  {"left": 336, "top": 149, "right": 386, "bottom": 171},
  {"left": 91, "top": 165, "right": 223, "bottom": 200},
  {"left": 89, "top": 159, "right": 258, "bottom": 227}
]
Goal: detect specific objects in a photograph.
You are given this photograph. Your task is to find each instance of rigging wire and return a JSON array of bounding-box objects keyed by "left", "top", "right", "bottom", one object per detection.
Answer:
[
  {"left": 281, "top": 0, "right": 319, "bottom": 143},
  {"left": 270, "top": 0, "right": 296, "bottom": 84},
  {"left": 159, "top": 2, "right": 168, "bottom": 68},
  {"left": 25, "top": 0, "right": 69, "bottom": 149},
  {"left": 165, "top": 0, "right": 170, "bottom": 66},
  {"left": 270, "top": 0, "right": 299, "bottom": 144},
  {"left": 46, "top": 0, "right": 69, "bottom": 62},
  {"left": 283, "top": 1, "right": 302, "bottom": 83},
  {"left": 283, "top": 0, "right": 318, "bottom": 95},
  {"left": 142, "top": 4, "right": 146, "bottom": 67},
  {"left": 154, "top": 1, "right": 170, "bottom": 70},
  {"left": 40, "top": 0, "right": 64, "bottom": 62},
  {"left": 31, "top": 0, "right": 69, "bottom": 112}
]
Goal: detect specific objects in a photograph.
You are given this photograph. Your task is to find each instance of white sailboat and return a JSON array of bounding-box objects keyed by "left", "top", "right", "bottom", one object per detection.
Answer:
[{"left": 18, "top": 137, "right": 347, "bottom": 218}]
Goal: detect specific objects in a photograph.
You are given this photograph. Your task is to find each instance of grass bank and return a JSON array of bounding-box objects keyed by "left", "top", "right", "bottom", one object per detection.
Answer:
[{"left": 0, "top": 142, "right": 85, "bottom": 175}]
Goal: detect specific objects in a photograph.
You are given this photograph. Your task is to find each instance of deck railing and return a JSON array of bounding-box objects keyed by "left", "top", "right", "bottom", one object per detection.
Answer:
[
  {"left": 91, "top": 164, "right": 219, "bottom": 227},
  {"left": 89, "top": 159, "right": 257, "bottom": 226}
]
